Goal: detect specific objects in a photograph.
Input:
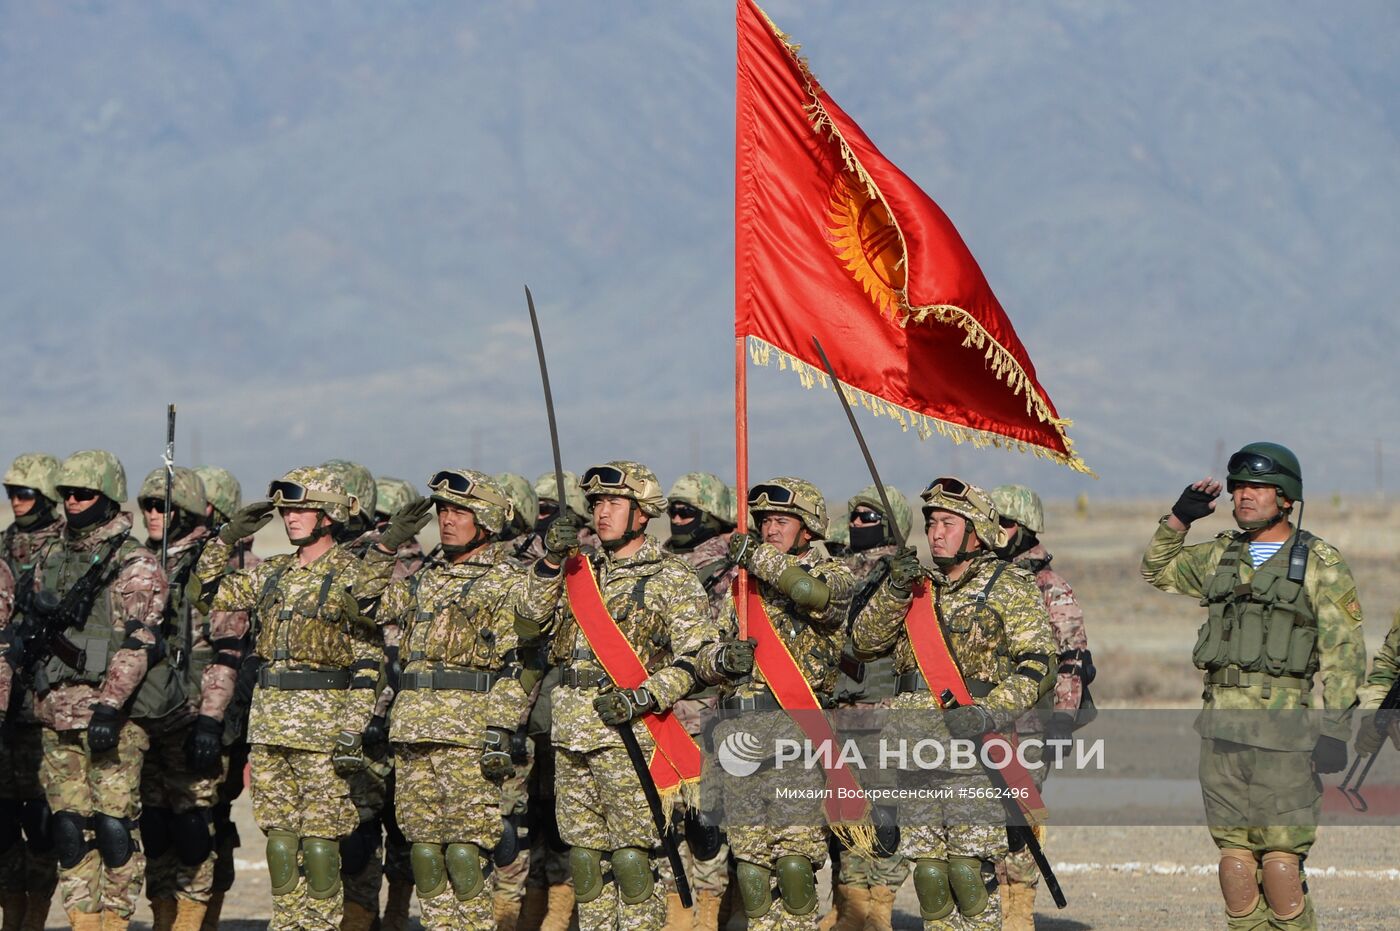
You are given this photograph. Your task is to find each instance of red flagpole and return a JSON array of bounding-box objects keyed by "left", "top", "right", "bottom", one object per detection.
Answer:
[{"left": 735, "top": 334, "right": 749, "bottom": 640}]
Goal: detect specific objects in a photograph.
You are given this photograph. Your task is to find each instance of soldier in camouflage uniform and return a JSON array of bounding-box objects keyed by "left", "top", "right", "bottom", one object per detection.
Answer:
[
  {"left": 662, "top": 472, "right": 739, "bottom": 931},
  {"left": 194, "top": 466, "right": 424, "bottom": 931},
  {"left": 989, "top": 484, "right": 1093, "bottom": 931},
  {"left": 709, "top": 477, "right": 856, "bottom": 931},
  {"left": 375, "top": 476, "right": 427, "bottom": 581},
  {"left": 134, "top": 467, "right": 225, "bottom": 931},
  {"left": 853, "top": 477, "right": 1056, "bottom": 931},
  {"left": 823, "top": 484, "right": 913, "bottom": 931},
  {"left": 1355, "top": 610, "right": 1400, "bottom": 755},
  {"left": 515, "top": 460, "right": 721, "bottom": 931},
  {"left": 1, "top": 453, "right": 65, "bottom": 931},
  {"left": 1141, "top": 443, "right": 1364, "bottom": 931},
  {"left": 29, "top": 450, "right": 170, "bottom": 931},
  {"left": 379, "top": 470, "right": 530, "bottom": 930}
]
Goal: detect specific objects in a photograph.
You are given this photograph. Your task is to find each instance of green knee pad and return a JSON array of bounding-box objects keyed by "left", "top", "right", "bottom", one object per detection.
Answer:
[
  {"left": 610, "top": 847, "right": 654, "bottom": 906},
  {"left": 266, "top": 830, "right": 300, "bottom": 897},
  {"left": 913, "top": 858, "right": 954, "bottom": 921},
  {"left": 410, "top": 842, "right": 448, "bottom": 898},
  {"left": 774, "top": 855, "right": 817, "bottom": 916},
  {"left": 445, "top": 843, "right": 485, "bottom": 902},
  {"left": 302, "top": 837, "right": 342, "bottom": 901},
  {"left": 735, "top": 860, "right": 773, "bottom": 919},
  {"left": 569, "top": 847, "right": 605, "bottom": 904},
  {"left": 948, "top": 855, "right": 992, "bottom": 917}
]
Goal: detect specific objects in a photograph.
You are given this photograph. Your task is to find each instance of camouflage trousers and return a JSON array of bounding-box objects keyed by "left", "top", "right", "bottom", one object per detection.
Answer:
[
  {"left": 249, "top": 744, "right": 358, "bottom": 931},
  {"left": 899, "top": 773, "right": 1007, "bottom": 931},
  {"left": 396, "top": 743, "right": 500, "bottom": 931},
  {"left": 40, "top": 722, "right": 149, "bottom": 918},
  {"left": 0, "top": 723, "right": 60, "bottom": 902},
  {"left": 728, "top": 823, "right": 828, "bottom": 931},
  {"left": 996, "top": 738, "right": 1046, "bottom": 890},
  {"left": 555, "top": 744, "right": 668, "bottom": 931},
  {"left": 140, "top": 720, "right": 225, "bottom": 905},
  {"left": 343, "top": 758, "right": 390, "bottom": 916},
  {"left": 835, "top": 849, "right": 908, "bottom": 889},
  {"left": 664, "top": 834, "right": 730, "bottom": 897}
]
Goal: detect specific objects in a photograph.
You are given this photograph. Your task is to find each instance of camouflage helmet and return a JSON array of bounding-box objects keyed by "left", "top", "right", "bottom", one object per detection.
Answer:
[
  {"left": 495, "top": 472, "right": 538, "bottom": 536},
  {"left": 667, "top": 472, "right": 737, "bottom": 527},
  {"left": 194, "top": 466, "right": 242, "bottom": 523},
  {"left": 847, "top": 484, "right": 913, "bottom": 545},
  {"left": 990, "top": 484, "right": 1044, "bottom": 535},
  {"left": 749, "top": 477, "right": 828, "bottom": 539},
  {"left": 4, "top": 452, "right": 61, "bottom": 502},
  {"left": 534, "top": 470, "right": 589, "bottom": 522},
  {"left": 427, "top": 469, "right": 513, "bottom": 535},
  {"left": 826, "top": 514, "right": 850, "bottom": 549},
  {"left": 321, "top": 460, "right": 377, "bottom": 519},
  {"left": 920, "top": 476, "right": 1006, "bottom": 551},
  {"left": 374, "top": 476, "right": 422, "bottom": 519},
  {"left": 57, "top": 450, "right": 128, "bottom": 504},
  {"left": 268, "top": 466, "right": 359, "bottom": 524},
  {"left": 1226, "top": 441, "right": 1303, "bottom": 502},
  {"left": 138, "top": 467, "right": 208, "bottom": 517},
  {"left": 580, "top": 461, "right": 669, "bottom": 518}
]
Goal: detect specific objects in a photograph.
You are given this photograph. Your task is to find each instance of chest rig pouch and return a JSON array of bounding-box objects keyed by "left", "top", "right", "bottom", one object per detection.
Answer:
[
  {"left": 609, "top": 573, "right": 668, "bottom": 667},
  {"left": 407, "top": 571, "right": 498, "bottom": 670},
  {"left": 34, "top": 539, "right": 129, "bottom": 693},
  {"left": 255, "top": 564, "right": 355, "bottom": 668},
  {"left": 936, "top": 562, "right": 1012, "bottom": 684},
  {"left": 1195, "top": 533, "right": 1317, "bottom": 679}
]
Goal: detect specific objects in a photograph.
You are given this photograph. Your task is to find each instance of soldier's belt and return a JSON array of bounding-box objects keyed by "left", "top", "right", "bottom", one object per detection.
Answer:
[
  {"left": 560, "top": 665, "right": 612, "bottom": 690},
  {"left": 48, "top": 633, "right": 87, "bottom": 671},
  {"left": 400, "top": 669, "right": 498, "bottom": 692},
  {"left": 1205, "top": 668, "right": 1311, "bottom": 690},
  {"left": 257, "top": 667, "right": 350, "bottom": 690},
  {"left": 895, "top": 671, "right": 997, "bottom": 697},
  {"left": 719, "top": 689, "right": 781, "bottom": 712}
]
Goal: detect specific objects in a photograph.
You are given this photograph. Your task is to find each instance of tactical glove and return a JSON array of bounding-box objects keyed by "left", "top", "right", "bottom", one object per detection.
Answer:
[
  {"left": 1354, "top": 710, "right": 1397, "bottom": 757},
  {"left": 543, "top": 515, "right": 581, "bottom": 562},
  {"left": 87, "top": 703, "right": 125, "bottom": 753},
  {"left": 718, "top": 639, "right": 757, "bottom": 678},
  {"left": 220, "top": 501, "right": 275, "bottom": 545},
  {"left": 185, "top": 714, "right": 225, "bottom": 772},
  {"left": 380, "top": 498, "right": 433, "bottom": 552},
  {"left": 726, "top": 528, "right": 762, "bottom": 570},
  {"left": 594, "top": 687, "right": 655, "bottom": 727},
  {"left": 481, "top": 727, "right": 516, "bottom": 783},
  {"left": 887, "top": 548, "right": 923, "bottom": 593},
  {"left": 331, "top": 729, "right": 366, "bottom": 776},
  {"left": 1170, "top": 486, "right": 1217, "bottom": 526},
  {"left": 1312, "top": 734, "right": 1348, "bottom": 774},
  {"left": 943, "top": 704, "right": 994, "bottom": 740}
]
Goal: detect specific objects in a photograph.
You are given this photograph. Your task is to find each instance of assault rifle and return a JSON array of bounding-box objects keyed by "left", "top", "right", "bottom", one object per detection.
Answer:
[
  {"left": 1339, "top": 675, "right": 1400, "bottom": 812},
  {"left": 22, "top": 534, "right": 130, "bottom": 679}
]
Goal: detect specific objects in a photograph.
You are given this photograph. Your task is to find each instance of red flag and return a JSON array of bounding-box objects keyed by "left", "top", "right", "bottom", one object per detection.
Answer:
[{"left": 735, "top": 0, "right": 1088, "bottom": 471}]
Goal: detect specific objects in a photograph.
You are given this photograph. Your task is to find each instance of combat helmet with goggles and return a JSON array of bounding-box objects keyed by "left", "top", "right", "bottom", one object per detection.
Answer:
[
  {"left": 666, "top": 471, "right": 736, "bottom": 550},
  {"left": 749, "top": 477, "right": 828, "bottom": 553},
  {"left": 4, "top": 452, "right": 61, "bottom": 530},
  {"left": 920, "top": 476, "right": 1005, "bottom": 568},
  {"left": 580, "top": 461, "right": 667, "bottom": 551},
  {"left": 428, "top": 469, "right": 513, "bottom": 555},
  {"left": 1226, "top": 441, "right": 1302, "bottom": 533},
  {"left": 268, "top": 466, "right": 359, "bottom": 546}
]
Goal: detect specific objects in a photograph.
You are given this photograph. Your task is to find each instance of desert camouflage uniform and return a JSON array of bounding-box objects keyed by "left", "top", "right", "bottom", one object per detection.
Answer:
[
  {"left": 1141, "top": 518, "right": 1364, "bottom": 931},
  {"left": 516, "top": 531, "right": 718, "bottom": 931},
  {"left": 32, "top": 504, "right": 169, "bottom": 924},
  {"left": 853, "top": 547, "right": 1055, "bottom": 931},
  {"left": 382, "top": 539, "right": 529, "bottom": 930},
  {"left": 197, "top": 527, "right": 395, "bottom": 931}
]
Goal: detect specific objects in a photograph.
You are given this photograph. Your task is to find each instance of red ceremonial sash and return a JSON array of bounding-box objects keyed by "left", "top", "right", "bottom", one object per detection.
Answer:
[
  {"left": 904, "top": 580, "right": 1049, "bottom": 826},
  {"left": 744, "top": 586, "right": 869, "bottom": 826},
  {"left": 564, "top": 555, "right": 704, "bottom": 793}
]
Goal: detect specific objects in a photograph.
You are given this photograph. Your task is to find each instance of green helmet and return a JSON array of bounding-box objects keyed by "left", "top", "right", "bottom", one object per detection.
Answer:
[
  {"left": 534, "top": 470, "right": 589, "bottom": 522},
  {"left": 4, "top": 452, "right": 61, "bottom": 503},
  {"left": 667, "top": 472, "right": 737, "bottom": 526},
  {"left": 749, "top": 477, "right": 828, "bottom": 539},
  {"left": 374, "top": 476, "right": 422, "bottom": 519},
  {"left": 847, "top": 484, "right": 913, "bottom": 545},
  {"left": 580, "top": 461, "right": 668, "bottom": 518},
  {"left": 920, "top": 475, "right": 1005, "bottom": 551},
  {"left": 269, "top": 466, "right": 359, "bottom": 524},
  {"left": 990, "top": 484, "right": 1044, "bottom": 535},
  {"left": 426, "top": 469, "right": 513, "bottom": 535},
  {"left": 194, "top": 466, "right": 242, "bottom": 523},
  {"left": 57, "top": 450, "right": 128, "bottom": 504},
  {"left": 321, "top": 460, "right": 377, "bottom": 520},
  {"left": 1226, "top": 442, "right": 1303, "bottom": 502},
  {"left": 826, "top": 514, "right": 850, "bottom": 549},
  {"left": 495, "top": 472, "right": 537, "bottom": 537},
  {"left": 138, "top": 467, "right": 207, "bottom": 518}
]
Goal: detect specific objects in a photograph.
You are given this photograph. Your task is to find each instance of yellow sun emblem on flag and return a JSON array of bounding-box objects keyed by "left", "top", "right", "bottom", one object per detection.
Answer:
[{"left": 827, "top": 172, "right": 906, "bottom": 316}]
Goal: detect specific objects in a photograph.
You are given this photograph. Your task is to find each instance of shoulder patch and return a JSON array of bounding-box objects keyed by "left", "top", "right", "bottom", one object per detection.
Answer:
[
  {"left": 1309, "top": 539, "right": 1342, "bottom": 567},
  {"left": 1336, "top": 587, "right": 1363, "bottom": 622}
]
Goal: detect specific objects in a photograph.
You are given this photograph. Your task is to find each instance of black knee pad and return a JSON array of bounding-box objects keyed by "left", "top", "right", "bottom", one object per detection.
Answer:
[
  {"left": 173, "top": 808, "right": 214, "bottom": 867},
  {"left": 339, "top": 818, "right": 381, "bottom": 877},
  {"left": 92, "top": 812, "right": 138, "bottom": 869},
  {"left": 141, "top": 806, "right": 175, "bottom": 860},
  {"left": 493, "top": 813, "right": 523, "bottom": 869},
  {"left": 684, "top": 808, "right": 725, "bottom": 862},
  {"left": 52, "top": 810, "right": 90, "bottom": 869},
  {"left": 21, "top": 798, "right": 52, "bottom": 853},
  {"left": 0, "top": 799, "right": 21, "bottom": 852}
]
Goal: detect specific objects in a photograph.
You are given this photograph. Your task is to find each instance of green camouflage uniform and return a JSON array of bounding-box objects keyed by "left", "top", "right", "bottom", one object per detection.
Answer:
[
  {"left": 1356, "top": 609, "right": 1400, "bottom": 736},
  {"left": 1141, "top": 517, "right": 1364, "bottom": 931}
]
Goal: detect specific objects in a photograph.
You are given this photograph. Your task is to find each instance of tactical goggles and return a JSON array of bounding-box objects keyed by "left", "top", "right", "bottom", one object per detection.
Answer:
[
  {"left": 668, "top": 502, "right": 701, "bottom": 521},
  {"left": 748, "top": 483, "right": 819, "bottom": 516},
  {"left": 580, "top": 465, "right": 649, "bottom": 497},
  {"left": 427, "top": 471, "right": 511, "bottom": 510},
  {"left": 57, "top": 487, "right": 100, "bottom": 503},
  {"left": 138, "top": 497, "right": 170, "bottom": 513},
  {"left": 850, "top": 507, "right": 884, "bottom": 525},
  {"left": 1227, "top": 452, "right": 1301, "bottom": 483},
  {"left": 267, "top": 480, "right": 357, "bottom": 512},
  {"left": 537, "top": 500, "right": 559, "bottom": 517},
  {"left": 4, "top": 485, "right": 38, "bottom": 501},
  {"left": 920, "top": 476, "right": 995, "bottom": 520}
]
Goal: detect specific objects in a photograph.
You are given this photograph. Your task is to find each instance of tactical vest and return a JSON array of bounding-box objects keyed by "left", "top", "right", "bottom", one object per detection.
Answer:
[
  {"left": 931, "top": 561, "right": 1014, "bottom": 686},
  {"left": 405, "top": 570, "right": 503, "bottom": 671},
  {"left": 1193, "top": 532, "right": 1317, "bottom": 680},
  {"left": 164, "top": 542, "right": 212, "bottom": 707},
  {"left": 254, "top": 559, "right": 360, "bottom": 668},
  {"left": 550, "top": 567, "right": 667, "bottom": 667}
]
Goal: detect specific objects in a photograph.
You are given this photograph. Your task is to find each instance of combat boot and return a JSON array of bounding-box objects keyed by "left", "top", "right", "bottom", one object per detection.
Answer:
[
  {"left": 2, "top": 893, "right": 25, "bottom": 931},
  {"left": 865, "top": 885, "right": 895, "bottom": 931},
  {"left": 150, "top": 898, "right": 177, "bottom": 931},
  {"left": 18, "top": 893, "right": 52, "bottom": 931},
  {"left": 693, "top": 891, "right": 722, "bottom": 931},
  {"left": 824, "top": 885, "right": 868, "bottom": 931},
  {"left": 198, "top": 892, "right": 224, "bottom": 931},
  {"left": 493, "top": 891, "right": 522, "bottom": 931},
  {"left": 341, "top": 900, "right": 376, "bottom": 931},
  {"left": 539, "top": 883, "right": 575, "bottom": 931},
  {"left": 519, "top": 885, "right": 548, "bottom": 928},
  {"left": 100, "top": 911, "right": 130, "bottom": 931},
  {"left": 662, "top": 892, "right": 689, "bottom": 931},
  {"left": 1000, "top": 880, "right": 1036, "bottom": 931},
  {"left": 171, "top": 899, "right": 207, "bottom": 931},
  {"left": 66, "top": 910, "right": 102, "bottom": 931},
  {"left": 382, "top": 879, "right": 413, "bottom": 931}
]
